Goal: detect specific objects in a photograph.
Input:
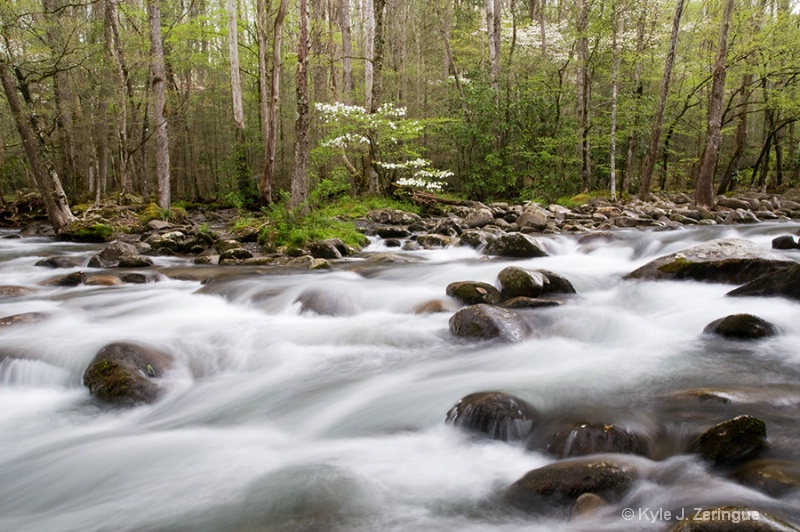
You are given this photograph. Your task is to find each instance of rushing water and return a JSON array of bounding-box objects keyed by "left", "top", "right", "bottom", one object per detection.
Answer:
[{"left": 1, "top": 224, "right": 800, "bottom": 531}]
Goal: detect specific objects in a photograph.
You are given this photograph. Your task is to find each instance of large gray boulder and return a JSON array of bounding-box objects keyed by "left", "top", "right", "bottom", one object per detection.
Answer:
[
  {"left": 483, "top": 233, "right": 548, "bottom": 258},
  {"left": 83, "top": 342, "right": 174, "bottom": 405},
  {"left": 497, "top": 266, "right": 548, "bottom": 299},
  {"left": 625, "top": 238, "right": 795, "bottom": 284}
]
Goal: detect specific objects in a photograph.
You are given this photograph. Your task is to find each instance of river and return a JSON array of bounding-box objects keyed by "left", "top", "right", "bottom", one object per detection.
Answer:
[{"left": 0, "top": 224, "right": 799, "bottom": 531}]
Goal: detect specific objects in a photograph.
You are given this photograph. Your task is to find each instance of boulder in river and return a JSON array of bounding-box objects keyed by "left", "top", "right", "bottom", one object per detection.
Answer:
[
  {"left": 703, "top": 314, "right": 778, "bottom": 339},
  {"left": 669, "top": 506, "right": 798, "bottom": 532},
  {"left": 496, "top": 266, "right": 548, "bottom": 299},
  {"left": 727, "top": 264, "right": 800, "bottom": 301},
  {"left": 445, "top": 281, "right": 502, "bottom": 306},
  {"left": 40, "top": 271, "right": 87, "bottom": 287},
  {"left": 445, "top": 391, "right": 538, "bottom": 441},
  {"left": 735, "top": 459, "right": 800, "bottom": 498},
  {"left": 34, "top": 256, "right": 83, "bottom": 269},
  {"left": 771, "top": 235, "right": 800, "bottom": 250},
  {"left": 483, "top": 233, "right": 548, "bottom": 258},
  {"left": 624, "top": 238, "right": 795, "bottom": 284},
  {"left": 541, "top": 421, "right": 649, "bottom": 458},
  {"left": 83, "top": 342, "right": 174, "bottom": 405},
  {"left": 505, "top": 457, "right": 634, "bottom": 513},
  {"left": 690, "top": 415, "right": 767, "bottom": 465},
  {"left": 295, "top": 287, "right": 357, "bottom": 316},
  {"left": 449, "top": 304, "right": 530, "bottom": 341}
]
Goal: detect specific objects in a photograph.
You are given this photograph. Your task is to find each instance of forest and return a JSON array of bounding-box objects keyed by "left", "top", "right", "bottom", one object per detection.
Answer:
[{"left": 1, "top": 0, "right": 800, "bottom": 231}]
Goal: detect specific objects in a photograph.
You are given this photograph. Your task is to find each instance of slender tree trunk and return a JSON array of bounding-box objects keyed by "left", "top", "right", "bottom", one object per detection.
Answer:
[
  {"left": 718, "top": 75, "right": 751, "bottom": 194},
  {"left": 609, "top": 0, "right": 620, "bottom": 201},
  {"left": 639, "top": 0, "right": 685, "bottom": 200},
  {"left": 328, "top": 0, "right": 339, "bottom": 101},
  {"left": 311, "top": 0, "right": 327, "bottom": 102},
  {"left": 369, "top": 0, "right": 386, "bottom": 113},
  {"left": 260, "top": 0, "right": 288, "bottom": 204},
  {"left": 539, "top": 0, "right": 547, "bottom": 58},
  {"left": 148, "top": 0, "right": 171, "bottom": 209},
  {"left": 340, "top": 0, "right": 354, "bottom": 102},
  {"left": 226, "top": 0, "right": 249, "bottom": 197},
  {"left": 695, "top": 0, "right": 734, "bottom": 209},
  {"left": 257, "top": 0, "right": 270, "bottom": 187},
  {"left": 576, "top": 0, "right": 590, "bottom": 191},
  {"left": 365, "top": 0, "right": 374, "bottom": 110},
  {"left": 292, "top": 0, "right": 310, "bottom": 209},
  {"left": 104, "top": 0, "right": 133, "bottom": 197},
  {"left": 622, "top": 0, "right": 647, "bottom": 194},
  {"left": 0, "top": 60, "right": 75, "bottom": 232},
  {"left": 490, "top": 0, "right": 502, "bottom": 102}
]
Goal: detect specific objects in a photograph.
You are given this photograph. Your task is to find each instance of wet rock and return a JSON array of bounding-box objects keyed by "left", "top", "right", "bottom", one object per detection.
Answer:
[
  {"left": 40, "top": 271, "right": 87, "bottom": 287},
  {"left": 717, "top": 197, "right": 753, "bottom": 210},
  {"left": 431, "top": 218, "right": 462, "bottom": 237},
  {"left": 0, "top": 286, "right": 37, "bottom": 298},
  {"left": 483, "top": 233, "right": 548, "bottom": 258},
  {"left": 449, "top": 304, "right": 530, "bottom": 341},
  {"left": 703, "top": 314, "right": 778, "bottom": 339},
  {"left": 308, "top": 240, "right": 343, "bottom": 259},
  {"left": 214, "top": 239, "right": 243, "bottom": 254},
  {"left": 690, "top": 415, "right": 767, "bottom": 465},
  {"left": 459, "top": 230, "right": 491, "bottom": 248},
  {"left": 363, "top": 253, "right": 422, "bottom": 264},
  {"left": 120, "top": 273, "right": 148, "bottom": 284},
  {"left": 117, "top": 254, "right": 154, "bottom": 268},
  {"left": 516, "top": 205, "right": 550, "bottom": 231},
  {"left": 83, "top": 342, "right": 174, "bottom": 405},
  {"left": 669, "top": 506, "right": 798, "bottom": 532},
  {"left": 285, "top": 256, "right": 330, "bottom": 270},
  {"left": 445, "top": 391, "right": 539, "bottom": 441},
  {"left": 417, "top": 234, "right": 452, "bottom": 249},
  {"left": 539, "top": 270, "right": 577, "bottom": 295},
  {"left": 571, "top": 493, "right": 609, "bottom": 518},
  {"left": 541, "top": 422, "right": 649, "bottom": 458},
  {"left": 735, "top": 459, "right": 800, "bottom": 498},
  {"left": 624, "top": 238, "right": 795, "bottom": 284},
  {"left": 500, "top": 297, "right": 560, "bottom": 309},
  {"left": 376, "top": 226, "right": 411, "bottom": 239},
  {"left": 0, "top": 312, "right": 46, "bottom": 328},
  {"left": 497, "top": 266, "right": 548, "bottom": 299},
  {"left": 464, "top": 208, "right": 494, "bottom": 228},
  {"left": 505, "top": 458, "right": 634, "bottom": 512},
  {"left": 295, "top": 288, "right": 356, "bottom": 316},
  {"left": 412, "top": 299, "right": 458, "bottom": 314},
  {"left": 772, "top": 235, "right": 799, "bottom": 250},
  {"left": 727, "top": 264, "right": 800, "bottom": 301},
  {"left": 446, "top": 281, "right": 502, "bottom": 305},
  {"left": 84, "top": 274, "right": 123, "bottom": 286},
  {"left": 100, "top": 241, "right": 139, "bottom": 262},
  {"left": 146, "top": 235, "right": 179, "bottom": 252},
  {"left": 34, "top": 256, "right": 83, "bottom": 269},
  {"left": 219, "top": 248, "right": 254, "bottom": 262}
]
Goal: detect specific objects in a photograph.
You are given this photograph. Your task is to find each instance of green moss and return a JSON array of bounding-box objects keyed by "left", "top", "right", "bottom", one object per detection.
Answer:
[
  {"left": 61, "top": 222, "right": 115, "bottom": 242},
  {"left": 657, "top": 257, "right": 693, "bottom": 274},
  {"left": 139, "top": 203, "right": 188, "bottom": 223}
]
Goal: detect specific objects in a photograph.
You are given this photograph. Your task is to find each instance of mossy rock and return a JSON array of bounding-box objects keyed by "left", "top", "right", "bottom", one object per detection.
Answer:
[
  {"left": 625, "top": 239, "right": 795, "bottom": 284},
  {"left": 445, "top": 391, "right": 539, "bottom": 442},
  {"left": 59, "top": 222, "right": 115, "bottom": 243},
  {"left": 690, "top": 415, "right": 767, "bottom": 465},
  {"left": 735, "top": 459, "right": 800, "bottom": 498},
  {"left": 83, "top": 342, "right": 174, "bottom": 405},
  {"left": 483, "top": 233, "right": 549, "bottom": 258},
  {"left": 727, "top": 264, "right": 800, "bottom": 301},
  {"left": 703, "top": 314, "right": 778, "bottom": 339},
  {"left": 497, "top": 266, "right": 548, "bottom": 299}
]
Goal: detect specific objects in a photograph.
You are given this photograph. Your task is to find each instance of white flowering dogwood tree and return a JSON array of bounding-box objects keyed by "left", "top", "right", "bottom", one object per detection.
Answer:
[{"left": 315, "top": 102, "right": 452, "bottom": 194}]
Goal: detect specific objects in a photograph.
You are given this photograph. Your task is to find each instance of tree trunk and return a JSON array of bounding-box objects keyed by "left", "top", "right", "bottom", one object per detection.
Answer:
[
  {"left": 609, "top": 0, "right": 620, "bottom": 202},
  {"left": 103, "top": 0, "right": 133, "bottom": 197},
  {"left": 365, "top": 0, "right": 374, "bottom": 110},
  {"left": 292, "top": 0, "right": 310, "bottom": 210},
  {"left": 717, "top": 74, "right": 751, "bottom": 195},
  {"left": 256, "top": 0, "right": 270, "bottom": 190},
  {"left": 311, "top": 0, "right": 327, "bottom": 102},
  {"left": 226, "top": 0, "right": 249, "bottom": 197},
  {"left": 327, "top": 0, "right": 339, "bottom": 101},
  {"left": 260, "top": 0, "right": 288, "bottom": 205},
  {"left": 340, "top": 0, "right": 353, "bottom": 103},
  {"left": 0, "top": 60, "right": 75, "bottom": 232},
  {"left": 575, "top": 0, "right": 590, "bottom": 192},
  {"left": 638, "top": 0, "right": 685, "bottom": 200},
  {"left": 622, "top": 0, "right": 648, "bottom": 194},
  {"left": 539, "top": 0, "right": 547, "bottom": 59},
  {"left": 148, "top": 0, "right": 171, "bottom": 209},
  {"left": 369, "top": 0, "right": 386, "bottom": 114},
  {"left": 694, "top": 0, "right": 734, "bottom": 209}
]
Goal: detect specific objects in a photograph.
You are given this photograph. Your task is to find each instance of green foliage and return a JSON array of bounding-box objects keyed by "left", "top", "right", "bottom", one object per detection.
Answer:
[{"left": 139, "top": 203, "right": 188, "bottom": 224}]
